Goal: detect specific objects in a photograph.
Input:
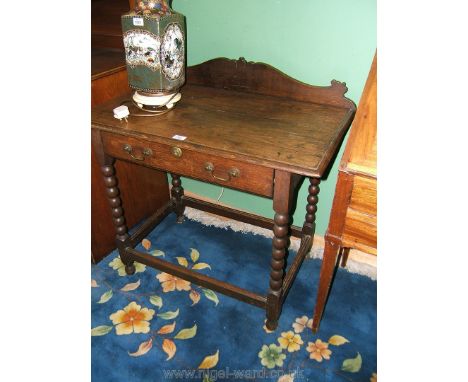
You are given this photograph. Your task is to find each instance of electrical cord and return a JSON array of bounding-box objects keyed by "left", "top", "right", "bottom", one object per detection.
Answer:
[{"left": 216, "top": 187, "right": 224, "bottom": 202}]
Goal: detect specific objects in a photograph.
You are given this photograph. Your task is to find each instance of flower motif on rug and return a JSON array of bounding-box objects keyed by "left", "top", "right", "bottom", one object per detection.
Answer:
[
  {"left": 110, "top": 301, "right": 155, "bottom": 335},
  {"left": 157, "top": 272, "right": 191, "bottom": 292},
  {"left": 92, "top": 232, "right": 375, "bottom": 380},
  {"left": 258, "top": 315, "right": 371, "bottom": 379},
  {"left": 153, "top": 247, "right": 219, "bottom": 307},
  {"left": 258, "top": 344, "right": 287, "bottom": 369},
  {"left": 278, "top": 331, "right": 303, "bottom": 352},
  {"left": 306, "top": 339, "right": 332, "bottom": 362},
  {"left": 91, "top": 239, "right": 211, "bottom": 361},
  {"left": 292, "top": 315, "right": 313, "bottom": 333}
]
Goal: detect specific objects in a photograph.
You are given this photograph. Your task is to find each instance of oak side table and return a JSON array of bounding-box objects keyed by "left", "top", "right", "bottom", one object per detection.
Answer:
[{"left": 91, "top": 57, "right": 356, "bottom": 330}]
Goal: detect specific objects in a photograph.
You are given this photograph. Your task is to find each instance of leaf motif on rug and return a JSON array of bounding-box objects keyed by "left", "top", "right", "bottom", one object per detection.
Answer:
[
  {"left": 97, "top": 290, "right": 113, "bottom": 304},
  {"left": 120, "top": 279, "right": 141, "bottom": 292},
  {"left": 328, "top": 334, "right": 350, "bottom": 346},
  {"left": 157, "top": 321, "right": 176, "bottom": 334},
  {"left": 162, "top": 338, "right": 177, "bottom": 360},
  {"left": 128, "top": 338, "right": 153, "bottom": 357},
  {"left": 149, "top": 295, "right": 163, "bottom": 308},
  {"left": 189, "top": 289, "right": 201, "bottom": 305},
  {"left": 174, "top": 324, "right": 197, "bottom": 340},
  {"left": 198, "top": 350, "right": 219, "bottom": 369},
  {"left": 202, "top": 289, "right": 219, "bottom": 306},
  {"left": 141, "top": 238, "right": 151, "bottom": 251},
  {"left": 157, "top": 308, "right": 179, "bottom": 320},
  {"left": 341, "top": 352, "right": 362, "bottom": 373},
  {"left": 91, "top": 325, "right": 113, "bottom": 336},
  {"left": 190, "top": 248, "right": 200, "bottom": 262}
]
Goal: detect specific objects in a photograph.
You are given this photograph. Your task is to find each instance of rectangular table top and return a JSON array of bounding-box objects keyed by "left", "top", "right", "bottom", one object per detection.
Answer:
[{"left": 92, "top": 83, "right": 354, "bottom": 177}]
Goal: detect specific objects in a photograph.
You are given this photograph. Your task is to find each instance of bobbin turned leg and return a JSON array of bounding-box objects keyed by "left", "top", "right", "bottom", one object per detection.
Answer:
[
  {"left": 300, "top": 177, "right": 328, "bottom": 333},
  {"left": 170, "top": 174, "right": 185, "bottom": 223},
  {"left": 266, "top": 170, "right": 294, "bottom": 331},
  {"left": 302, "top": 178, "right": 321, "bottom": 238},
  {"left": 100, "top": 161, "right": 134, "bottom": 275},
  {"left": 92, "top": 130, "right": 134, "bottom": 274},
  {"left": 300, "top": 178, "right": 324, "bottom": 329}
]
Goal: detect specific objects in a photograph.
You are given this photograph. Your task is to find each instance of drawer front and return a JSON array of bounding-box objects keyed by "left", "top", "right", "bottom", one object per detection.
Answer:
[
  {"left": 342, "top": 207, "right": 377, "bottom": 253},
  {"left": 101, "top": 133, "right": 274, "bottom": 197},
  {"left": 349, "top": 175, "right": 377, "bottom": 216}
]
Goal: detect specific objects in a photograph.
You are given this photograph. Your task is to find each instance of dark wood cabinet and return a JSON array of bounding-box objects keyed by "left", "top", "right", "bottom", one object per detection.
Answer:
[{"left": 91, "top": 0, "right": 170, "bottom": 263}]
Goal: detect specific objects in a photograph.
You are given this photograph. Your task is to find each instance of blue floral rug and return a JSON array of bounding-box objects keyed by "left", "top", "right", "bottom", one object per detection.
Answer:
[{"left": 91, "top": 214, "right": 376, "bottom": 382}]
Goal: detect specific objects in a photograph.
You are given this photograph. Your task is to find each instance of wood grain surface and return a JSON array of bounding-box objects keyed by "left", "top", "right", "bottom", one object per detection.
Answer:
[
  {"left": 101, "top": 131, "right": 275, "bottom": 197},
  {"left": 92, "top": 58, "right": 356, "bottom": 178},
  {"left": 91, "top": 0, "right": 129, "bottom": 50},
  {"left": 312, "top": 53, "right": 377, "bottom": 332},
  {"left": 341, "top": 55, "right": 377, "bottom": 177},
  {"left": 91, "top": 6, "right": 170, "bottom": 263}
]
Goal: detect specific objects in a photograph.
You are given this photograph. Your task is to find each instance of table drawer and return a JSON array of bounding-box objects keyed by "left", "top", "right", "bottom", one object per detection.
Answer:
[
  {"left": 342, "top": 207, "right": 377, "bottom": 254},
  {"left": 349, "top": 175, "right": 376, "bottom": 216},
  {"left": 101, "top": 132, "right": 274, "bottom": 197}
]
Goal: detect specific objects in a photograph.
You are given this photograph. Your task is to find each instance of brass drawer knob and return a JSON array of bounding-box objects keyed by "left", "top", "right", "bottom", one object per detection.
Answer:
[
  {"left": 123, "top": 144, "right": 152, "bottom": 161},
  {"left": 204, "top": 162, "right": 240, "bottom": 182},
  {"left": 229, "top": 167, "right": 240, "bottom": 178},
  {"left": 171, "top": 146, "right": 183, "bottom": 158}
]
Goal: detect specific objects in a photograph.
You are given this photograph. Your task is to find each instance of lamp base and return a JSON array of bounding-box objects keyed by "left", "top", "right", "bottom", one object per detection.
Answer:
[{"left": 132, "top": 91, "right": 182, "bottom": 112}]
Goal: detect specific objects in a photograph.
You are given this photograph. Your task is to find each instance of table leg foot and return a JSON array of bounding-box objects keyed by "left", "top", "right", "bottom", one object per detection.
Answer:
[
  {"left": 265, "top": 318, "right": 278, "bottom": 331},
  {"left": 125, "top": 263, "right": 136, "bottom": 275},
  {"left": 312, "top": 236, "right": 340, "bottom": 333}
]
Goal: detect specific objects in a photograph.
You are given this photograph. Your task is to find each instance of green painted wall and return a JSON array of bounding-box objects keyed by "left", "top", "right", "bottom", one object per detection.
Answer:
[{"left": 172, "top": 0, "right": 376, "bottom": 235}]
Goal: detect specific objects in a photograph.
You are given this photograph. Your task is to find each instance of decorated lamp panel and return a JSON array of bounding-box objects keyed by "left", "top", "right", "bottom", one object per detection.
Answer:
[
  {"left": 123, "top": 30, "right": 161, "bottom": 71},
  {"left": 121, "top": 9, "right": 185, "bottom": 94},
  {"left": 161, "top": 23, "right": 184, "bottom": 80}
]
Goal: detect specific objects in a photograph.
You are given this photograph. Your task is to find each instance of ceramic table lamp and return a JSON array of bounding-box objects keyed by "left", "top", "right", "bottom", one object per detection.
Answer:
[{"left": 121, "top": 0, "right": 186, "bottom": 112}]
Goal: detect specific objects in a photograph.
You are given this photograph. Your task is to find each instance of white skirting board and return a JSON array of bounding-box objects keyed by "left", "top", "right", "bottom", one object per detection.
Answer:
[{"left": 183, "top": 206, "right": 377, "bottom": 281}]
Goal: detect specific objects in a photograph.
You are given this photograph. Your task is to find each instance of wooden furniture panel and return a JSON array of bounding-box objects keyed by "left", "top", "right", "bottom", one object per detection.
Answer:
[
  {"left": 312, "top": 53, "right": 377, "bottom": 332},
  {"left": 101, "top": 132, "right": 275, "bottom": 197},
  {"left": 91, "top": 0, "right": 128, "bottom": 50},
  {"left": 91, "top": 49, "right": 127, "bottom": 108},
  {"left": 91, "top": 0, "right": 170, "bottom": 263},
  {"left": 348, "top": 175, "right": 377, "bottom": 216},
  {"left": 92, "top": 57, "right": 356, "bottom": 330},
  {"left": 342, "top": 208, "right": 377, "bottom": 253},
  {"left": 341, "top": 55, "right": 377, "bottom": 177},
  {"left": 92, "top": 82, "right": 355, "bottom": 177}
]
